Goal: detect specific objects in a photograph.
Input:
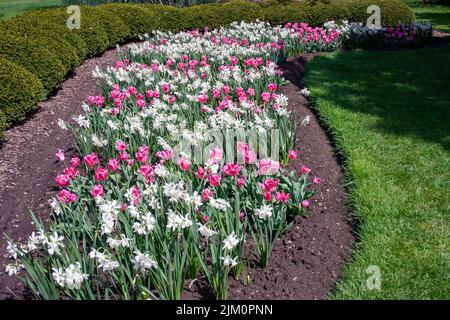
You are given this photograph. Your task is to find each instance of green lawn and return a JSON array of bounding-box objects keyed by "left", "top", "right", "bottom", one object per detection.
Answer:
[
  {"left": 305, "top": 44, "right": 450, "bottom": 299},
  {"left": 0, "top": 0, "right": 63, "bottom": 20},
  {"left": 403, "top": 0, "right": 450, "bottom": 32}
]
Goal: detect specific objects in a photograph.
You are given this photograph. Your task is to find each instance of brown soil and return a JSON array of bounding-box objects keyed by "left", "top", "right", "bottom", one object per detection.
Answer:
[
  {"left": 183, "top": 54, "right": 355, "bottom": 300},
  {"left": 0, "top": 51, "right": 354, "bottom": 300}
]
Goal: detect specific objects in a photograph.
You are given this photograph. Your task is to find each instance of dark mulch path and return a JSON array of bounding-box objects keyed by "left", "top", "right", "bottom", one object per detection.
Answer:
[
  {"left": 183, "top": 55, "right": 354, "bottom": 300},
  {"left": 0, "top": 49, "right": 119, "bottom": 299},
  {"left": 0, "top": 50, "right": 354, "bottom": 300}
]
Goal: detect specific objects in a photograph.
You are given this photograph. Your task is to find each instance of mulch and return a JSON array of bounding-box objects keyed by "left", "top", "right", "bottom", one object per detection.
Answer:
[{"left": 0, "top": 49, "right": 355, "bottom": 300}]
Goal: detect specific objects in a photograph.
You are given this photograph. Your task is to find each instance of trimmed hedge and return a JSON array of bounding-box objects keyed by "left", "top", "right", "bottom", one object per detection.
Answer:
[
  {"left": 0, "top": 56, "right": 44, "bottom": 139},
  {"left": 0, "top": 34, "right": 68, "bottom": 93},
  {"left": 0, "top": 0, "right": 414, "bottom": 139}
]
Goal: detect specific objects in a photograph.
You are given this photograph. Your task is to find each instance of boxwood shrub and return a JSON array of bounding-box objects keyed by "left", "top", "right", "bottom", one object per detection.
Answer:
[
  {"left": 0, "top": 0, "right": 414, "bottom": 139},
  {"left": 0, "top": 56, "right": 44, "bottom": 139},
  {"left": 0, "top": 34, "right": 68, "bottom": 93},
  {"left": 0, "top": 9, "right": 87, "bottom": 67}
]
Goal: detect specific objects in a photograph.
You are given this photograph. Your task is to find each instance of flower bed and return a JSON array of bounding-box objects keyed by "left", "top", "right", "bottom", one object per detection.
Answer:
[
  {"left": 330, "top": 21, "right": 433, "bottom": 49},
  {"left": 4, "top": 21, "right": 344, "bottom": 300},
  {"left": 0, "top": 0, "right": 415, "bottom": 140}
]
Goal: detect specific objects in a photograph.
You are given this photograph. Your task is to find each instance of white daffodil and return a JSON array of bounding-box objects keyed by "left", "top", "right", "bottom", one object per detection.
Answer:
[
  {"left": 44, "top": 232, "right": 64, "bottom": 256},
  {"left": 255, "top": 205, "right": 273, "bottom": 220},
  {"left": 197, "top": 223, "right": 217, "bottom": 239},
  {"left": 220, "top": 256, "right": 238, "bottom": 268},
  {"left": 132, "top": 250, "right": 157, "bottom": 274},
  {"left": 223, "top": 232, "right": 239, "bottom": 251}
]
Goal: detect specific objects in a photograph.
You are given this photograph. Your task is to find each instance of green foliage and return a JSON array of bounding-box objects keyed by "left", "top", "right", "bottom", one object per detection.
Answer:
[
  {"left": 0, "top": 9, "right": 89, "bottom": 60},
  {"left": 181, "top": 1, "right": 264, "bottom": 30},
  {"left": 63, "top": 0, "right": 222, "bottom": 6},
  {"left": 305, "top": 44, "right": 450, "bottom": 299},
  {"left": 0, "top": 0, "right": 415, "bottom": 139},
  {"left": 75, "top": 6, "right": 110, "bottom": 56},
  {"left": 96, "top": 3, "right": 155, "bottom": 38},
  {"left": 90, "top": 6, "right": 131, "bottom": 44},
  {"left": 0, "top": 33, "right": 67, "bottom": 92},
  {"left": 0, "top": 56, "right": 44, "bottom": 139}
]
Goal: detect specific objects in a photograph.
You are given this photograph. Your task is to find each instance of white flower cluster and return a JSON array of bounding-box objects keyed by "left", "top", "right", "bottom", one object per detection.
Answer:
[
  {"left": 255, "top": 204, "right": 273, "bottom": 220},
  {"left": 52, "top": 263, "right": 89, "bottom": 290},
  {"left": 132, "top": 250, "right": 157, "bottom": 274},
  {"left": 89, "top": 249, "right": 120, "bottom": 272}
]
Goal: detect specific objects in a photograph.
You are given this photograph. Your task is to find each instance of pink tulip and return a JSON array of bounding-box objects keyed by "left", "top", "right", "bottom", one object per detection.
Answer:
[
  {"left": 63, "top": 166, "right": 79, "bottom": 179},
  {"left": 70, "top": 157, "right": 81, "bottom": 167},
  {"left": 237, "top": 175, "right": 246, "bottom": 189},
  {"left": 209, "top": 148, "right": 223, "bottom": 162},
  {"left": 168, "top": 96, "right": 177, "bottom": 104},
  {"left": 208, "top": 174, "right": 221, "bottom": 187},
  {"left": 84, "top": 153, "right": 99, "bottom": 168},
  {"left": 244, "top": 150, "right": 257, "bottom": 164},
  {"left": 301, "top": 200, "right": 310, "bottom": 208},
  {"left": 156, "top": 149, "right": 173, "bottom": 161},
  {"left": 261, "top": 92, "right": 271, "bottom": 103},
  {"left": 223, "top": 163, "right": 241, "bottom": 176},
  {"left": 57, "top": 190, "right": 78, "bottom": 204},
  {"left": 213, "top": 88, "right": 221, "bottom": 99},
  {"left": 138, "top": 164, "right": 154, "bottom": 183},
  {"left": 264, "top": 191, "right": 272, "bottom": 202},
  {"left": 260, "top": 178, "right": 279, "bottom": 193},
  {"left": 95, "top": 167, "right": 108, "bottom": 181},
  {"left": 135, "top": 145, "right": 149, "bottom": 163},
  {"left": 115, "top": 140, "right": 128, "bottom": 152},
  {"left": 118, "top": 151, "right": 129, "bottom": 161},
  {"left": 300, "top": 165, "right": 311, "bottom": 175},
  {"left": 201, "top": 188, "right": 213, "bottom": 201},
  {"left": 258, "top": 158, "right": 273, "bottom": 175},
  {"left": 55, "top": 174, "right": 70, "bottom": 187},
  {"left": 197, "top": 166, "right": 207, "bottom": 179},
  {"left": 137, "top": 99, "right": 146, "bottom": 109},
  {"left": 197, "top": 93, "right": 208, "bottom": 104},
  {"left": 91, "top": 185, "right": 104, "bottom": 198},
  {"left": 179, "top": 157, "right": 191, "bottom": 171},
  {"left": 313, "top": 176, "right": 321, "bottom": 184},
  {"left": 161, "top": 83, "right": 171, "bottom": 93},
  {"left": 107, "top": 159, "right": 120, "bottom": 172},
  {"left": 55, "top": 149, "right": 65, "bottom": 162},
  {"left": 131, "top": 185, "right": 142, "bottom": 205},
  {"left": 275, "top": 191, "right": 290, "bottom": 204},
  {"left": 288, "top": 150, "right": 298, "bottom": 160},
  {"left": 267, "top": 83, "right": 277, "bottom": 92}
]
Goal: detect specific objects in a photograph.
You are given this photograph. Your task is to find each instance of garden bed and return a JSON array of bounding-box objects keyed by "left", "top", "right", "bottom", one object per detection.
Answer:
[
  {"left": 1, "top": 21, "right": 355, "bottom": 300},
  {"left": 0, "top": 50, "right": 353, "bottom": 300},
  {"left": 185, "top": 55, "right": 354, "bottom": 299}
]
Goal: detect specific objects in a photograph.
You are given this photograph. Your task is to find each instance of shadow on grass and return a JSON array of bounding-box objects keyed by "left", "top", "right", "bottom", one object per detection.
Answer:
[
  {"left": 303, "top": 45, "right": 450, "bottom": 152},
  {"left": 416, "top": 11, "right": 450, "bottom": 31}
]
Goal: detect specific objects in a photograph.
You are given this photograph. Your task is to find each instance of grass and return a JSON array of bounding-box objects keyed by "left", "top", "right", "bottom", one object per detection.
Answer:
[
  {"left": 305, "top": 44, "right": 450, "bottom": 299},
  {"left": 0, "top": 0, "right": 63, "bottom": 20},
  {"left": 402, "top": 0, "right": 450, "bottom": 32}
]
